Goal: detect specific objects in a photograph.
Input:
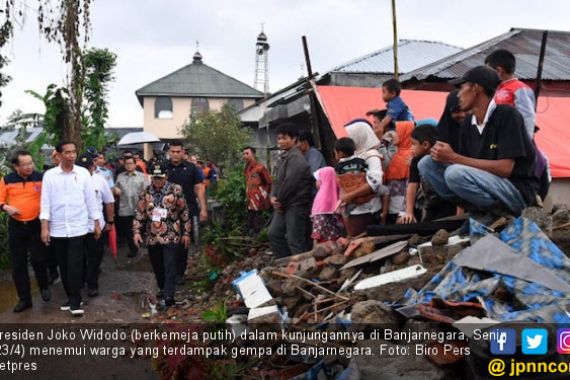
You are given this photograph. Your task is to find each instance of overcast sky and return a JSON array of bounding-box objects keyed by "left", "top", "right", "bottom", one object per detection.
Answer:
[{"left": 1, "top": 0, "right": 569, "bottom": 127}]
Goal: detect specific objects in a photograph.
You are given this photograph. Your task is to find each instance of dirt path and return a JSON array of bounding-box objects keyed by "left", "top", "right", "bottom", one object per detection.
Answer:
[
  {"left": 0, "top": 247, "right": 156, "bottom": 323},
  {"left": 0, "top": 247, "right": 164, "bottom": 379}
]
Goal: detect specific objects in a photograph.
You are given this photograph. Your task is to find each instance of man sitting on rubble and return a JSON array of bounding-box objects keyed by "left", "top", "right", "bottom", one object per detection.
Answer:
[{"left": 418, "top": 66, "right": 538, "bottom": 217}]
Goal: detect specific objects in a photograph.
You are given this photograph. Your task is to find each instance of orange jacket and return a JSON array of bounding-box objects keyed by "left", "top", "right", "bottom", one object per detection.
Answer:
[{"left": 0, "top": 171, "right": 43, "bottom": 221}]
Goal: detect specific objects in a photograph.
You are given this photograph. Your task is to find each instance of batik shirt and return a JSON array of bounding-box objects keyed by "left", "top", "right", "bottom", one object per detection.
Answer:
[{"left": 133, "top": 181, "right": 191, "bottom": 245}]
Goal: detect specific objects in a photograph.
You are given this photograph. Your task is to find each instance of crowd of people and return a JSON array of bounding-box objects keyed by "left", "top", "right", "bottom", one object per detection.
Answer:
[
  {"left": 242, "top": 49, "right": 549, "bottom": 258},
  {"left": 0, "top": 140, "right": 214, "bottom": 315},
  {"left": 0, "top": 48, "right": 550, "bottom": 315}
]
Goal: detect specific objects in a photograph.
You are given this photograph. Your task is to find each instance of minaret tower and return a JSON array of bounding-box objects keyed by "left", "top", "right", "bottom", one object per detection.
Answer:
[{"left": 253, "top": 25, "right": 270, "bottom": 95}]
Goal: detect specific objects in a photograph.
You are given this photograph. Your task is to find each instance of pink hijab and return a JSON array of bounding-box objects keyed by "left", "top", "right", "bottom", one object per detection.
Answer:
[{"left": 311, "top": 167, "right": 339, "bottom": 216}]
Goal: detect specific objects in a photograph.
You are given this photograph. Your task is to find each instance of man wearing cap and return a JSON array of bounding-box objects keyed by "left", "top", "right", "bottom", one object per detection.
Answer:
[
  {"left": 76, "top": 153, "right": 115, "bottom": 298},
  {"left": 418, "top": 65, "right": 538, "bottom": 216},
  {"left": 0, "top": 150, "right": 50, "bottom": 313},
  {"left": 133, "top": 163, "right": 191, "bottom": 307},
  {"left": 94, "top": 152, "right": 115, "bottom": 189},
  {"left": 40, "top": 141, "right": 102, "bottom": 316}
]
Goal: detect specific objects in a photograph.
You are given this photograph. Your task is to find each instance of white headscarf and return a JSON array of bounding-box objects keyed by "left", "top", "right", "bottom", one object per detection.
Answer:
[{"left": 344, "top": 119, "right": 382, "bottom": 160}]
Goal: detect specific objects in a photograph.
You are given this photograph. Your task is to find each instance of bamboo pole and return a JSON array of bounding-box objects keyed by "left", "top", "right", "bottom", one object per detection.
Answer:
[{"left": 391, "top": 0, "right": 399, "bottom": 79}]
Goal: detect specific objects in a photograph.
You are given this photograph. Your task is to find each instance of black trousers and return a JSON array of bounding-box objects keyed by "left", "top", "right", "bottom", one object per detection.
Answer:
[
  {"left": 117, "top": 216, "right": 137, "bottom": 255},
  {"left": 175, "top": 215, "right": 198, "bottom": 277},
  {"left": 247, "top": 210, "right": 267, "bottom": 236},
  {"left": 84, "top": 232, "right": 104, "bottom": 291},
  {"left": 47, "top": 244, "right": 59, "bottom": 276},
  {"left": 148, "top": 243, "right": 178, "bottom": 299},
  {"left": 52, "top": 235, "right": 85, "bottom": 308},
  {"left": 8, "top": 219, "right": 48, "bottom": 303}
]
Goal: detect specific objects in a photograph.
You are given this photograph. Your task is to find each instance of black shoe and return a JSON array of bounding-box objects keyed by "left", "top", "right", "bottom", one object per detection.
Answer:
[
  {"left": 127, "top": 250, "right": 138, "bottom": 258},
  {"left": 41, "top": 288, "right": 51, "bottom": 302},
  {"left": 13, "top": 301, "right": 32, "bottom": 313},
  {"left": 87, "top": 289, "right": 99, "bottom": 298},
  {"left": 164, "top": 297, "right": 175, "bottom": 307},
  {"left": 175, "top": 275, "right": 185, "bottom": 286}
]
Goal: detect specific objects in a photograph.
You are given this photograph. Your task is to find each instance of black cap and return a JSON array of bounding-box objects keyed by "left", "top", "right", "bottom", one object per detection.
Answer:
[
  {"left": 150, "top": 163, "right": 167, "bottom": 178},
  {"left": 76, "top": 153, "right": 95, "bottom": 169},
  {"left": 449, "top": 66, "right": 501, "bottom": 93}
]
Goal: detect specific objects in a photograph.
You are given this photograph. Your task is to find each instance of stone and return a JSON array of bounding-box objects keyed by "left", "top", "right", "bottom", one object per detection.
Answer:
[
  {"left": 281, "top": 280, "right": 300, "bottom": 297},
  {"left": 324, "top": 254, "right": 348, "bottom": 266},
  {"left": 312, "top": 246, "right": 329, "bottom": 260},
  {"left": 318, "top": 266, "right": 338, "bottom": 281},
  {"left": 350, "top": 300, "right": 399, "bottom": 326},
  {"left": 522, "top": 207, "right": 551, "bottom": 230},
  {"left": 338, "top": 268, "right": 357, "bottom": 284},
  {"left": 354, "top": 241, "right": 376, "bottom": 257},
  {"left": 552, "top": 207, "right": 570, "bottom": 227},
  {"left": 391, "top": 250, "right": 411, "bottom": 266},
  {"left": 431, "top": 229, "right": 450, "bottom": 246},
  {"left": 408, "top": 234, "right": 424, "bottom": 246},
  {"left": 407, "top": 256, "right": 421, "bottom": 266}
]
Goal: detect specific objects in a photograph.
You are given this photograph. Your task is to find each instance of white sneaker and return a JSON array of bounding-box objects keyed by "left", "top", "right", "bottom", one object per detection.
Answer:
[{"left": 70, "top": 307, "right": 84, "bottom": 316}]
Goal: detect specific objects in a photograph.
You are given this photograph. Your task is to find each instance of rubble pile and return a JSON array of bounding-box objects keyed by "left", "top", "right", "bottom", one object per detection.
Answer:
[{"left": 150, "top": 206, "right": 570, "bottom": 379}]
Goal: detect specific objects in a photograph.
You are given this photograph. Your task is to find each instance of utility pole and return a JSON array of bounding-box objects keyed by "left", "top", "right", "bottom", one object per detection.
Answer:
[{"left": 391, "top": 0, "right": 399, "bottom": 79}]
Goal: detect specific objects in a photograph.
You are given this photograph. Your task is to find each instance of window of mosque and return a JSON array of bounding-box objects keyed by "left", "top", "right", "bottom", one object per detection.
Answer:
[{"left": 155, "top": 96, "right": 173, "bottom": 119}]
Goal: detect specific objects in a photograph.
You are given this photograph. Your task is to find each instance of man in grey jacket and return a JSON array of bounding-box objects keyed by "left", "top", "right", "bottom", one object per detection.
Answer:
[{"left": 268, "top": 124, "right": 314, "bottom": 257}]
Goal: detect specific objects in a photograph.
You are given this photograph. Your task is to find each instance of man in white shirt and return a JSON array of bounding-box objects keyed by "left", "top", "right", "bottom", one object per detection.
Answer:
[
  {"left": 94, "top": 152, "right": 115, "bottom": 189},
  {"left": 40, "top": 141, "right": 102, "bottom": 317},
  {"left": 77, "top": 153, "right": 115, "bottom": 298}
]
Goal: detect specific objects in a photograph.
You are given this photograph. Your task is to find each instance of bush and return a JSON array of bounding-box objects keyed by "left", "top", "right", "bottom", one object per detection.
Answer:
[{"left": 211, "top": 164, "right": 246, "bottom": 234}]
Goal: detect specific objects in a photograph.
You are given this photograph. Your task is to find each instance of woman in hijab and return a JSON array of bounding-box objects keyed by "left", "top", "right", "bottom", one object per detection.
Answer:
[
  {"left": 437, "top": 89, "right": 467, "bottom": 152},
  {"left": 340, "top": 119, "right": 384, "bottom": 237}
]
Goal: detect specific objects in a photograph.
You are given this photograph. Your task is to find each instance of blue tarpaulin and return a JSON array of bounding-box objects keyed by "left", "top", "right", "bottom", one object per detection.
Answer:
[{"left": 402, "top": 217, "right": 570, "bottom": 323}]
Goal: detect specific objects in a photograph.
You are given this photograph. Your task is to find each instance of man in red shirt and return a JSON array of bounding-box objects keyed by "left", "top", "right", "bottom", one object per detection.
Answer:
[
  {"left": 486, "top": 49, "right": 550, "bottom": 200},
  {"left": 242, "top": 147, "right": 272, "bottom": 236}
]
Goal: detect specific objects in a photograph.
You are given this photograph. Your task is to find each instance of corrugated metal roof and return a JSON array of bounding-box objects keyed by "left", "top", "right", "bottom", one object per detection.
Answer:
[
  {"left": 0, "top": 130, "right": 19, "bottom": 146},
  {"left": 400, "top": 28, "right": 570, "bottom": 82},
  {"left": 135, "top": 57, "right": 263, "bottom": 104},
  {"left": 328, "top": 39, "right": 462, "bottom": 74}
]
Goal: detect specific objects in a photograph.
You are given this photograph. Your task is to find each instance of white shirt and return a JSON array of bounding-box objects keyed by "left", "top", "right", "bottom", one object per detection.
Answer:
[
  {"left": 89, "top": 173, "right": 115, "bottom": 233},
  {"left": 40, "top": 165, "right": 102, "bottom": 238},
  {"left": 471, "top": 100, "right": 497, "bottom": 134}
]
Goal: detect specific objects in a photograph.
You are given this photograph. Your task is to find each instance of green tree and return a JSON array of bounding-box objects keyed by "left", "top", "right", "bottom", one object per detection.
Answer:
[
  {"left": 26, "top": 84, "right": 70, "bottom": 146},
  {"left": 81, "top": 47, "right": 117, "bottom": 150},
  {"left": 181, "top": 104, "right": 250, "bottom": 170},
  {"left": 0, "top": 0, "right": 93, "bottom": 144}
]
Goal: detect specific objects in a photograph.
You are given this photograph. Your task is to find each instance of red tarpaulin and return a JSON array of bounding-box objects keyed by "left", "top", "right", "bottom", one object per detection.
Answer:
[{"left": 316, "top": 85, "right": 570, "bottom": 178}]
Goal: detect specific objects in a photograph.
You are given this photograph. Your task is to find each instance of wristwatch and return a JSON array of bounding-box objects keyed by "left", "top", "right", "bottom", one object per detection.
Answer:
[{"left": 107, "top": 221, "right": 115, "bottom": 224}]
